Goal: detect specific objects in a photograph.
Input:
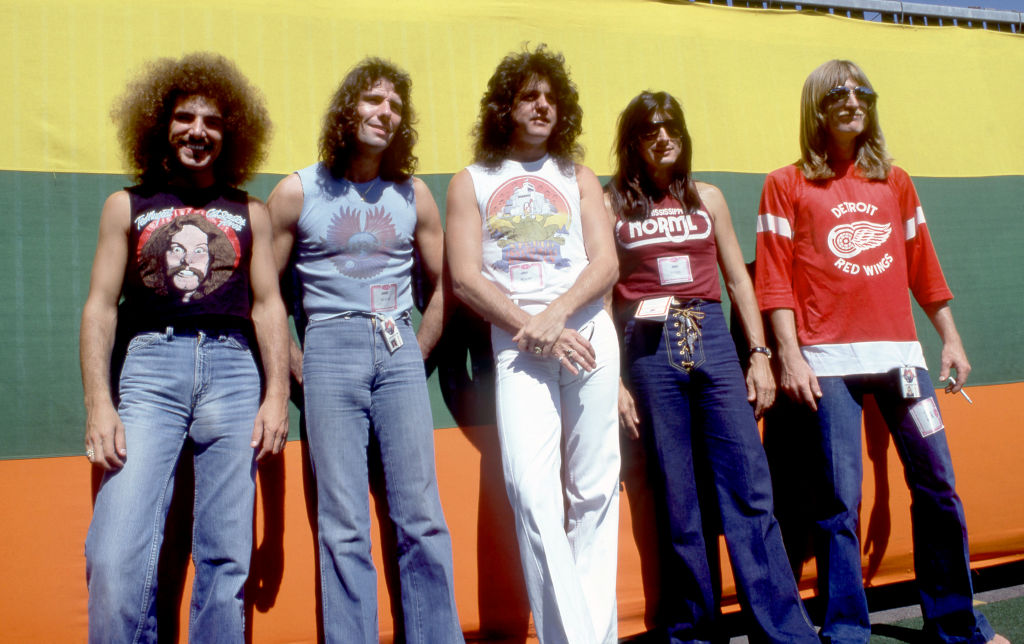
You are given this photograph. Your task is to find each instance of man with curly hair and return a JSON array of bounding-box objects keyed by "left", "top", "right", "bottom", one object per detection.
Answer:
[
  {"left": 446, "top": 45, "right": 620, "bottom": 644},
  {"left": 80, "top": 52, "right": 289, "bottom": 643},
  {"left": 267, "top": 57, "right": 462, "bottom": 644},
  {"left": 755, "top": 59, "right": 1007, "bottom": 644}
]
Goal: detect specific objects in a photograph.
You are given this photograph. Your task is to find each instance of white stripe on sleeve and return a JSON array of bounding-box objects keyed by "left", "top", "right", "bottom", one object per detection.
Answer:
[
  {"left": 756, "top": 213, "right": 793, "bottom": 239},
  {"left": 905, "top": 206, "right": 926, "bottom": 240}
]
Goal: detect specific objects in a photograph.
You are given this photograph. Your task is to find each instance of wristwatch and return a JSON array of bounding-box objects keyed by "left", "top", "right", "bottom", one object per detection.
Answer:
[{"left": 749, "top": 346, "right": 772, "bottom": 359}]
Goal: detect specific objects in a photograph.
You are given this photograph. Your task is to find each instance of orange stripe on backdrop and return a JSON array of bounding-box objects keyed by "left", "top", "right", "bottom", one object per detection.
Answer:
[{"left": 3, "top": 383, "right": 1023, "bottom": 643}]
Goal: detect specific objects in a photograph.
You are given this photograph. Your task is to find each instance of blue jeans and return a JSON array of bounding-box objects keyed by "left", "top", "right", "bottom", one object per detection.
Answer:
[
  {"left": 623, "top": 301, "right": 817, "bottom": 644},
  {"left": 302, "top": 314, "right": 462, "bottom": 644},
  {"left": 86, "top": 329, "right": 260, "bottom": 644},
  {"left": 813, "top": 370, "right": 995, "bottom": 644}
]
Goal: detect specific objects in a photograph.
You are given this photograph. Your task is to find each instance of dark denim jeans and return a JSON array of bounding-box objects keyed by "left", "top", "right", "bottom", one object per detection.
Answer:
[
  {"left": 624, "top": 301, "right": 816, "bottom": 644},
  {"left": 813, "top": 370, "right": 995, "bottom": 644}
]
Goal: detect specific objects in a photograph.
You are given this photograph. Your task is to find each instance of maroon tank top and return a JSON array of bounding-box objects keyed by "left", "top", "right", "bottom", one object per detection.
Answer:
[{"left": 613, "top": 194, "right": 721, "bottom": 313}]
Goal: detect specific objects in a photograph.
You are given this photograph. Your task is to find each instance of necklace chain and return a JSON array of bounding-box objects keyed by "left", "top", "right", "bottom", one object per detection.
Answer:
[{"left": 352, "top": 178, "right": 378, "bottom": 202}]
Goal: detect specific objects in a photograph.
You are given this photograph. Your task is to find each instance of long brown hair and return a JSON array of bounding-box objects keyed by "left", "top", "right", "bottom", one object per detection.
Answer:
[
  {"left": 798, "top": 59, "right": 892, "bottom": 181},
  {"left": 319, "top": 58, "right": 418, "bottom": 182},
  {"left": 607, "top": 91, "right": 701, "bottom": 220},
  {"left": 472, "top": 44, "right": 583, "bottom": 174}
]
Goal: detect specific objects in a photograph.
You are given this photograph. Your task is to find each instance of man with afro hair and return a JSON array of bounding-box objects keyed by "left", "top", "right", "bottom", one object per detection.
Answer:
[{"left": 80, "top": 51, "right": 289, "bottom": 643}]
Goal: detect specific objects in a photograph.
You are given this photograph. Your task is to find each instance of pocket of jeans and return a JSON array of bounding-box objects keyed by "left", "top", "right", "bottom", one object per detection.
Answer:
[
  {"left": 125, "top": 331, "right": 164, "bottom": 355},
  {"left": 217, "top": 333, "right": 251, "bottom": 351}
]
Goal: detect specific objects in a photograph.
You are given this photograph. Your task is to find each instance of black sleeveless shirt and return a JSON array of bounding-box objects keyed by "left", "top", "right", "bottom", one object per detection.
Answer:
[{"left": 121, "top": 184, "right": 254, "bottom": 335}]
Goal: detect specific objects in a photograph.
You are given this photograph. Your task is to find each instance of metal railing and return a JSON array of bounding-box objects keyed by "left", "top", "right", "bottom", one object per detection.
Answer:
[{"left": 681, "top": 0, "right": 1024, "bottom": 31}]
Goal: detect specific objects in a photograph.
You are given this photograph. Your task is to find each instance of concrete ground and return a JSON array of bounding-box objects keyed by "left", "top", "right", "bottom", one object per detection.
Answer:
[
  {"left": 728, "top": 583, "right": 1024, "bottom": 643},
  {"left": 622, "top": 561, "right": 1024, "bottom": 643}
]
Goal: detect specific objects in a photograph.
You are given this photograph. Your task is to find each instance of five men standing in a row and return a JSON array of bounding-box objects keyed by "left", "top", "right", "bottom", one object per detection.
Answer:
[{"left": 80, "top": 47, "right": 1004, "bottom": 644}]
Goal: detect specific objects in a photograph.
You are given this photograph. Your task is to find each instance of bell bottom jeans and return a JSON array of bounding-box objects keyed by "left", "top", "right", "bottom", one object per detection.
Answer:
[
  {"left": 811, "top": 369, "right": 994, "bottom": 644},
  {"left": 86, "top": 330, "right": 260, "bottom": 644},
  {"left": 623, "top": 301, "right": 817, "bottom": 644},
  {"left": 302, "top": 315, "right": 462, "bottom": 644}
]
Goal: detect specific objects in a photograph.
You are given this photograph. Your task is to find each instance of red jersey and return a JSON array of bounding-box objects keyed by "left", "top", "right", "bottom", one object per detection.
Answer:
[
  {"left": 754, "top": 162, "right": 952, "bottom": 376},
  {"left": 613, "top": 195, "right": 721, "bottom": 314}
]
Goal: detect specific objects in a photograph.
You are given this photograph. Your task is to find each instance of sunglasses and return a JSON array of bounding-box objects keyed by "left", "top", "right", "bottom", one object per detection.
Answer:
[
  {"left": 639, "top": 120, "right": 683, "bottom": 142},
  {"left": 821, "top": 85, "right": 877, "bottom": 109}
]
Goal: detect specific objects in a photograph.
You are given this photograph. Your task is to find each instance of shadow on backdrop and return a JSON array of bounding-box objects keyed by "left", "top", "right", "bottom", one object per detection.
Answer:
[{"left": 431, "top": 299, "right": 532, "bottom": 642}]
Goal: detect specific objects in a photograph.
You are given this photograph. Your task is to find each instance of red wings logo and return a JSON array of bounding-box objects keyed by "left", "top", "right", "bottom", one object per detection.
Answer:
[{"left": 827, "top": 221, "right": 891, "bottom": 259}]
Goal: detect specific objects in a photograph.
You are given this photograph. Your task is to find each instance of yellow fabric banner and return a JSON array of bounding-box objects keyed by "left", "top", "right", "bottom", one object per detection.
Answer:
[{"left": 2, "top": 0, "right": 1022, "bottom": 177}]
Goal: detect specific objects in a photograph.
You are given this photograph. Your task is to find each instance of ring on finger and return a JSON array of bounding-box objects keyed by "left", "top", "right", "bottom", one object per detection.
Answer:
[
  {"left": 533, "top": 346, "right": 543, "bottom": 354},
  {"left": 85, "top": 448, "right": 95, "bottom": 461},
  {"left": 565, "top": 349, "right": 575, "bottom": 358}
]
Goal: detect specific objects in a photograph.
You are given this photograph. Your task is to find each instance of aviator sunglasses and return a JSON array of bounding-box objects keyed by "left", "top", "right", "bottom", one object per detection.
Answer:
[
  {"left": 821, "top": 85, "right": 877, "bottom": 109},
  {"left": 639, "top": 120, "right": 683, "bottom": 142}
]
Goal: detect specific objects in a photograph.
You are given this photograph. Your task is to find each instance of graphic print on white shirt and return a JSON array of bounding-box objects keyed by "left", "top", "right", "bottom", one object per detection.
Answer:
[{"left": 484, "top": 176, "right": 571, "bottom": 276}]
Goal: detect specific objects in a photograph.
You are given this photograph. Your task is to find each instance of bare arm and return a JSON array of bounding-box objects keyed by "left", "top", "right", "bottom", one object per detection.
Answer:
[
  {"left": 923, "top": 301, "right": 970, "bottom": 392},
  {"left": 267, "top": 173, "right": 302, "bottom": 276},
  {"left": 80, "top": 191, "right": 131, "bottom": 470},
  {"left": 266, "top": 173, "right": 305, "bottom": 384},
  {"left": 602, "top": 192, "right": 640, "bottom": 438},
  {"left": 701, "top": 182, "right": 775, "bottom": 418},
  {"left": 412, "top": 178, "right": 445, "bottom": 359},
  {"left": 768, "top": 308, "right": 822, "bottom": 410},
  {"left": 247, "top": 197, "right": 291, "bottom": 461},
  {"left": 445, "top": 169, "right": 534, "bottom": 336}
]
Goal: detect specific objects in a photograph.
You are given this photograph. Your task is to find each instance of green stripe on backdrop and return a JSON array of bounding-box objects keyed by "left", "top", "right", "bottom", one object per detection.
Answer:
[{"left": 3, "top": 170, "right": 1022, "bottom": 459}]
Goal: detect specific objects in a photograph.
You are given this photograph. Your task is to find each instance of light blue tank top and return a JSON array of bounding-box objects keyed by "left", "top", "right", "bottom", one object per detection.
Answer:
[{"left": 294, "top": 163, "right": 417, "bottom": 320}]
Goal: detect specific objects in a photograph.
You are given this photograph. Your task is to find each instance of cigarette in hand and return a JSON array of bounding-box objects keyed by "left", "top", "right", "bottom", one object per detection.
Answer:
[{"left": 947, "top": 377, "right": 974, "bottom": 405}]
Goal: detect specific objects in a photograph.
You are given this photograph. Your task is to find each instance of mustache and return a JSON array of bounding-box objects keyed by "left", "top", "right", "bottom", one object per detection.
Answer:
[{"left": 167, "top": 263, "right": 207, "bottom": 282}]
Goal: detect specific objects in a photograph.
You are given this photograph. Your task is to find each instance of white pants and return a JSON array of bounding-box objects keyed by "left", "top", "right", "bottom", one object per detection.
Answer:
[{"left": 491, "top": 302, "right": 621, "bottom": 644}]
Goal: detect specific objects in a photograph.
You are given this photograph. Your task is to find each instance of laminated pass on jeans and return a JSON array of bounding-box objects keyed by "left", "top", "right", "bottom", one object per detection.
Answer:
[
  {"left": 900, "top": 366, "right": 920, "bottom": 399},
  {"left": 379, "top": 315, "right": 404, "bottom": 353},
  {"left": 909, "top": 397, "right": 944, "bottom": 438},
  {"left": 664, "top": 300, "right": 705, "bottom": 372}
]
